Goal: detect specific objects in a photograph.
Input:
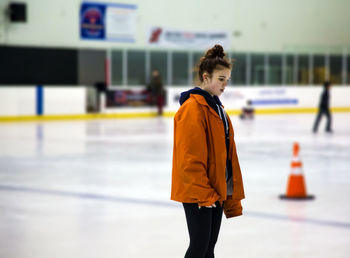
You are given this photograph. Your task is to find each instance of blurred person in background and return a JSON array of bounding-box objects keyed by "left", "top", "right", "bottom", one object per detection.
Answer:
[
  {"left": 313, "top": 81, "right": 333, "bottom": 133},
  {"left": 171, "top": 44, "right": 245, "bottom": 258},
  {"left": 147, "top": 69, "right": 164, "bottom": 116},
  {"left": 239, "top": 99, "right": 255, "bottom": 120}
]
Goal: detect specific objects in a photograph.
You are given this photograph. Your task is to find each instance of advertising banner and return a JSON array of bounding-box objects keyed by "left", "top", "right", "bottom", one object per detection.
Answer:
[
  {"left": 80, "top": 2, "right": 137, "bottom": 42},
  {"left": 106, "top": 88, "right": 167, "bottom": 107},
  {"left": 147, "top": 26, "right": 230, "bottom": 50}
]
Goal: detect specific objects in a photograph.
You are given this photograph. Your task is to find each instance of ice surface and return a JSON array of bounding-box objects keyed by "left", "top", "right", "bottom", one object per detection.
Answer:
[{"left": 0, "top": 113, "right": 349, "bottom": 258}]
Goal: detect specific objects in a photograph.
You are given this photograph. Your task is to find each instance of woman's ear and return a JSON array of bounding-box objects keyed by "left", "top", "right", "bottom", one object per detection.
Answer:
[{"left": 202, "top": 72, "right": 208, "bottom": 82}]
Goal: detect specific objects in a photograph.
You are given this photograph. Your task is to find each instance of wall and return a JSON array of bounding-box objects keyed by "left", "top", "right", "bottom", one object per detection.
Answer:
[
  {"left": 0, "top": 46, "right": 78, "bottom": 85},
  {"left": 0, "top": 0, "right": 349, "bottom": 53},
  {"left": 232, "top": 0, "right": 350, "bottom": 53},
  {"left": 78, "top": 49, "right": 106, "bottom": 85}
]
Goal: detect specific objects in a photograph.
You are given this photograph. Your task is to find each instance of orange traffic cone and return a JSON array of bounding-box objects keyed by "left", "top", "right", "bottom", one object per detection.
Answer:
[{"left": 279, "top": 142, "right": 314, "bottom": 200}]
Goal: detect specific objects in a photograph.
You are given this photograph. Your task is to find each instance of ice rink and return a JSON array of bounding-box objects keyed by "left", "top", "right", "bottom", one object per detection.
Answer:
[{"left": 0, "top": 113, "right": 349, "bottom": 258}]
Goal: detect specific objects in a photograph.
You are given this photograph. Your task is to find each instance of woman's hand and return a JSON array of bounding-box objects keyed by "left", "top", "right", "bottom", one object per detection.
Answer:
[{"left": 199, "top": 203, "right": 216, "bottom": 209}]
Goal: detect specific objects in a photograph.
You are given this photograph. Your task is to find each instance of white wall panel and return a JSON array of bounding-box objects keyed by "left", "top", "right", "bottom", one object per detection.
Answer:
[
  {"left": 44, "top": 87, "right": 86, "bottom": 115},
  {"left": 0, "top": 87, "right": 35, "bottom": 116}
]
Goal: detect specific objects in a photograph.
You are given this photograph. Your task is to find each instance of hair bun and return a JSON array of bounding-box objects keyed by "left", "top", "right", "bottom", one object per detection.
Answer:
[{"left": 205, "top": 44, "right": 225, "bottom": 59}]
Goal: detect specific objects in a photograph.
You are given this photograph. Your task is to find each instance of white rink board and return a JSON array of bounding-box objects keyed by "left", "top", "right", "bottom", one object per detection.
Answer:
[
  {"left": 0, "top": 86, "right": 86, "bottom": 116},
  {"left": 166, "top": 86, "right": 350, "bottom": 112},
  {"left": 0, "top": 86, "right": 349, "bottom": 117},
  {"left": 44, "top": 87, "right": 86, "bottom": 115},
  {"left": 0, "top": 87, "right": 36, "bottom": 116}
]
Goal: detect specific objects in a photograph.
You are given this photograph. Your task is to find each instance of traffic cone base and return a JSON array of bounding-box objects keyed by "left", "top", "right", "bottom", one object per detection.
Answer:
[{"left": 279, "top": 194, "right": 314, "bottom": 200}]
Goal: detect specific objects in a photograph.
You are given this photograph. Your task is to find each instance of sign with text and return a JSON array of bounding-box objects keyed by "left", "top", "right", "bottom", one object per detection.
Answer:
[
  {"left": 147, "top": 26, "right": 230, "bottom": 50},
  {"left": 80, "top": 2, "right": 137, "bottom": 42}
]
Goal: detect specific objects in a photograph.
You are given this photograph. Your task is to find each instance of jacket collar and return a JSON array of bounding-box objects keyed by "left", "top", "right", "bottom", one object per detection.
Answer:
[{"left": 191, "top": 94, "right": 224, "bottom": 118}]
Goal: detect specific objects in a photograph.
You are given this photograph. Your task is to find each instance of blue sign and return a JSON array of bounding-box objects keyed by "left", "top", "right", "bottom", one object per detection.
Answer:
[
  {"left": 252, "top": 99, "right": 298, "bottom": 105},
  {"left": 80, "top": 3, "right": 106, "bottom": 40}
]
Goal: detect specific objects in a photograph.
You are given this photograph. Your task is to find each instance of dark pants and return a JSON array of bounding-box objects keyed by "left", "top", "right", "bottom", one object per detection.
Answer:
[
  {"left": 183, "top": 202, "right": 223, "bottom": 258},
  {"left": 313, "top": 108, "right": 332, "bottom": 132}
]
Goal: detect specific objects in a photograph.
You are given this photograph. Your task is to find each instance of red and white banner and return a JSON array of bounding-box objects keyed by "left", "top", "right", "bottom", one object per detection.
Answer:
[{"left": 146, "top": 26, "right": 230, "bottom": 50}]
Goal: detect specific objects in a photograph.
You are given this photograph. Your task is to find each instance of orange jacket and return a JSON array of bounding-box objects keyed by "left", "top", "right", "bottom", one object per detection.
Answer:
[{"left": 171, "top": 93, "right": 245, "bottom": 218}]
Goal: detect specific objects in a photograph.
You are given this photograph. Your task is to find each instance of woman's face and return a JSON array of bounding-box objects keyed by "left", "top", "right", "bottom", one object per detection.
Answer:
[{"left": 202, "top": 68, "right": 231, "bottom": 96}]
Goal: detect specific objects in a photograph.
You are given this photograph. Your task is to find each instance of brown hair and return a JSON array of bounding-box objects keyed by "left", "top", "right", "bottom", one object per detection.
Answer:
[{"left": 194, "top": 44, "right": 232, "bottom": 84}]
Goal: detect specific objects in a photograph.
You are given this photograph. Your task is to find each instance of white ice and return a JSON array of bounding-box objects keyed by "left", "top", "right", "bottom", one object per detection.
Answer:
[{"left": 0, "top": 113, "right": 349, "bottom": 258}]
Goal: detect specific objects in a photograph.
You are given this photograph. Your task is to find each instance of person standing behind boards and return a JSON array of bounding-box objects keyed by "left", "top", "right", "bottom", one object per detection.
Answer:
[{"left": 147, "top": 69, "right": 164, "bottom": 116}]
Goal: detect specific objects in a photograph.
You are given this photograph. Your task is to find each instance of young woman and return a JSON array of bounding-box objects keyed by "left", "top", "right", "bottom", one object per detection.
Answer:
[{"left": 171, "top": 44, "right": 245, "bottom": 258}]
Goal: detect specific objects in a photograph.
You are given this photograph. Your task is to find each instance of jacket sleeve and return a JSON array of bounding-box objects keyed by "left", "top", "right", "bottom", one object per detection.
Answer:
[
  {"left": 174, "top": 101, "right": 220, "bottom": 206},
  {"left": 227, "top": 115, "right": 245, "bottom": 200},
  {"left": 223, "top": 196, "right": 243, "bottom": 218}
]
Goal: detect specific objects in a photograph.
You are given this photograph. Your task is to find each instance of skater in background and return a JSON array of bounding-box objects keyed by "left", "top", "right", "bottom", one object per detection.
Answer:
[
  {"left": 239, "top": 99, "right": 255, "bottom": 120},
  {"left": 171, "top": 44, "right": 245, "bottom": 258},
  {"left": 313, "top": 81, "right": 333, "bottom": 133},
  {"left": 147, "top": 69, "right": 164, "bottom": 116}
]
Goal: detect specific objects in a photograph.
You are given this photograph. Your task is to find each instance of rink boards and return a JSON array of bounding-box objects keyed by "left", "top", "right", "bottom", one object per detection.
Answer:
[{"left": 0, "top": 85, "right": 350, "bottom": 121}]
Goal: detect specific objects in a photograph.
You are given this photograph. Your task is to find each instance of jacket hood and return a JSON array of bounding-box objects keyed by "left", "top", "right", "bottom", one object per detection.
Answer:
[{"left": 179, "top": 87, "right": 222, "bottom": 110}]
